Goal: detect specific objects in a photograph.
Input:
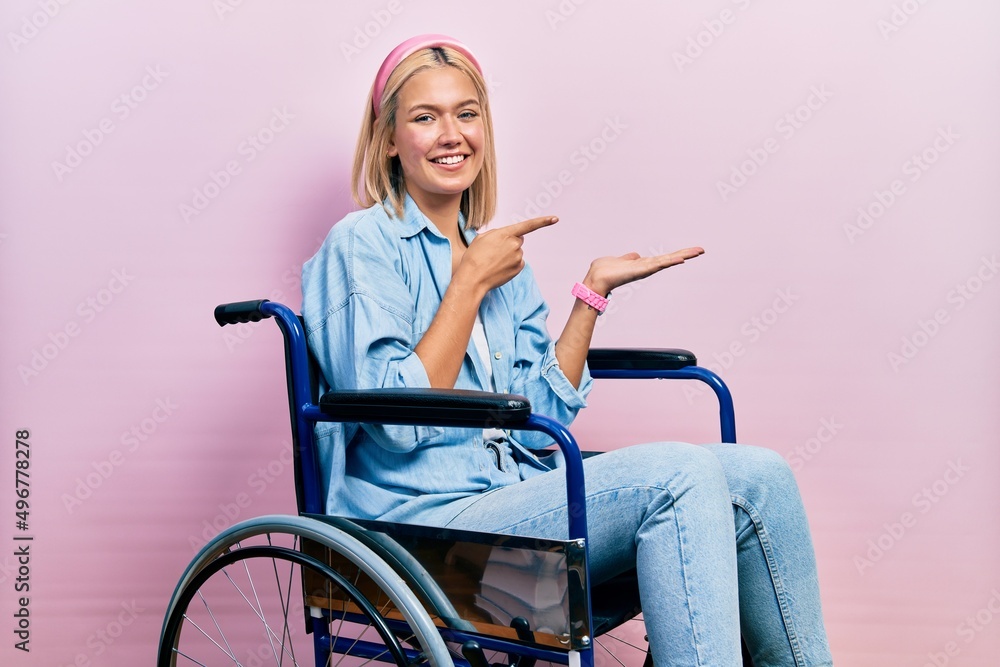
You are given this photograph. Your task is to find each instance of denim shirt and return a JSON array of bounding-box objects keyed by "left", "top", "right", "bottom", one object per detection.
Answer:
[{"left": 300, "top": 195, "right": 593, "bottom": 523}]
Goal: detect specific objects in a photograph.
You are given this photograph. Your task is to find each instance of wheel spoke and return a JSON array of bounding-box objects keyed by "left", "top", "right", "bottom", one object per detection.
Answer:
[
  {"left": 267, "top": 534, "right": 299, "bottom": 667},
  {"left": 327, "top": 579, "right": 351, "bottom": 664},
  {"left": 600, "top": 633, "right": 648, "bottom": 653},
  {"left": 172, "top": 646, "right": 209, "bottom": 666},
  {"left": 240, "top": 552, "right": 282, "bottom": 664},
  {"left": 180, "top": 613, "right": 238, "bottom": 662},
  {"left": 221, "top": 562, "right": 300, "bottom": 660},
  {"left": 378, "top": 596, "right": 395, "bottom": 618},
  {"left": 196, "top": 589, "right": 239, "bottom": 662},
  {"left": 331, "top": 623, "right": 376, "bottom": 667},
  {"left": 594, "top": 637, "right": 629, "bottom": 667}
]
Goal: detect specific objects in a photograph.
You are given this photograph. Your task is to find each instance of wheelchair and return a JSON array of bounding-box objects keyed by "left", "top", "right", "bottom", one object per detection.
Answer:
[{"left": 157, "top": 299, "right": 743, "bottom": 667}]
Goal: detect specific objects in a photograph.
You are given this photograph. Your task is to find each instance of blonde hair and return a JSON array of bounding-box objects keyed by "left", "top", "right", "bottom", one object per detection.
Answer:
[{"left": 351, "top": 46, "right": 497, "bottom": 230}]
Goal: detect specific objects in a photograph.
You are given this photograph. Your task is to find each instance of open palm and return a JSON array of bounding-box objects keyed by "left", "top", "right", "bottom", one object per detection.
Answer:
[{"left": 587, "top": 247, "right": 705, "bottom": 295}]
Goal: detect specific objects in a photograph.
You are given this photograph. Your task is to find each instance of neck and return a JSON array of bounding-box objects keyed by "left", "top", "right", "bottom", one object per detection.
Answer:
[{"left": 408, "top": 189, "right": 465, "bottom": 244}]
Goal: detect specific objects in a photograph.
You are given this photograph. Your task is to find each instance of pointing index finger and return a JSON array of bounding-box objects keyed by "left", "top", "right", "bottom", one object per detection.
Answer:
[{"left": 503, "top": 216, "right": 559, "bottom": 237}]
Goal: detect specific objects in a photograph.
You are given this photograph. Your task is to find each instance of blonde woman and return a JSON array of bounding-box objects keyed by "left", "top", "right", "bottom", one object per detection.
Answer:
[{"left": 301, "top": 35, "right": 832, "bottom": 667}]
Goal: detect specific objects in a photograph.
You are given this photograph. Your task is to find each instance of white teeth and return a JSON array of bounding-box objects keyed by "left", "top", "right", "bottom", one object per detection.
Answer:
[{"left": 432, "top": 155, "right": 465, "bottom": 165}]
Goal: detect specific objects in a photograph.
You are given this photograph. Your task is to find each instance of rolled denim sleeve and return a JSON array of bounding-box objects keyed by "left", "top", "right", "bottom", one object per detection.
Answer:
[
  {"left": 301, "top": 217, "right": 442, "bottom": 453},
  {"left": 508, "top": 264, "right": 593, "bottom": 449}
]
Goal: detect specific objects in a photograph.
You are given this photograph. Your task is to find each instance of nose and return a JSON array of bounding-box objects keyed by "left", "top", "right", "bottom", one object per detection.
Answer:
[{"left": 438, "top": 114, "right": 462, "bottom": 145}]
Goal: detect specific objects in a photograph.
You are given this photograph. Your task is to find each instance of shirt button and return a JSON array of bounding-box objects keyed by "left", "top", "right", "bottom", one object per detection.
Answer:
[{"left": 494, "top": 351, "right": 502, "bottom": 360}]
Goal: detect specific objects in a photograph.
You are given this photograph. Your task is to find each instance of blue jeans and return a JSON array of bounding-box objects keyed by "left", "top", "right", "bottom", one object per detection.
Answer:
[{"left": 413, "top": 443, "right": 833, "bottom": 666}]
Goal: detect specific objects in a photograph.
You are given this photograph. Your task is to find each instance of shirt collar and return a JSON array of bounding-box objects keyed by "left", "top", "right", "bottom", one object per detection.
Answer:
[{"left": 395, "top": 193, "right": 477, "bottom": 243}]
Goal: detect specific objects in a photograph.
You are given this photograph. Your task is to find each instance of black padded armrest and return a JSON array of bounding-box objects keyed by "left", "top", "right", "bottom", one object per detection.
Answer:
[
  {"left": 318, "top": 388, "right": 531, "bottom": 428},
  {"left": 587, "top": 348, "right": 697, "bottom": 371}
]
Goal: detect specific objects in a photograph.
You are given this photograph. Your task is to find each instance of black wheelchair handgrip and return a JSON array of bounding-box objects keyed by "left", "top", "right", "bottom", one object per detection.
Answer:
[
  {"left": 587, "top": 347, "right": 697, "bottom": 371},
  {"left": 214, "top": 300, "right": 272, "bottom": 327},
  {"left": 319, "top": 388, "right": 532, "bottom": 428}
]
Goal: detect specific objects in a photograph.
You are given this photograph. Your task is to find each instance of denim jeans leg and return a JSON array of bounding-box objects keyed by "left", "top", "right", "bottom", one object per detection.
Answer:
[
  {"left": 435, "top": 442, "right": 744, "bottom": 667},
  {"left": 704, "top": 444, "right": 833, "bottom": 667}
]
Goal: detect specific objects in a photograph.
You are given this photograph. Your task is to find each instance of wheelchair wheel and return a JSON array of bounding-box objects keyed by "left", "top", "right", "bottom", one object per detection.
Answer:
[
  {"left": 592, "top": 617, "right": 649, "bottom": 667},
  {"left": 158, "top": 515, "right": 453, "bottom": 667}
]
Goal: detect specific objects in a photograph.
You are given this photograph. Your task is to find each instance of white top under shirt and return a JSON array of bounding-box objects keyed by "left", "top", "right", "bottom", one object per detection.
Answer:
[{"left": 471, "top": 314, "right": 508, "bottom": 443}]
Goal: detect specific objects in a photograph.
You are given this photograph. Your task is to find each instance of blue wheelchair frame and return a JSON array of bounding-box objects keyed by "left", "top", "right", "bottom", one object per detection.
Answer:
[{"left": 212, "top": 298, "right": 737, "bottom": 667}]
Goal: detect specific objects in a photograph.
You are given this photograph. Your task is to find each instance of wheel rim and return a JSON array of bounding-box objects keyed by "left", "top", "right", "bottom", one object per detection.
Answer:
[
  {"left": 160, "top": 532, "right": 424, "bottom": 667},
  {"left": 158, "top": 515, "right": 454, "bottom": 667}
]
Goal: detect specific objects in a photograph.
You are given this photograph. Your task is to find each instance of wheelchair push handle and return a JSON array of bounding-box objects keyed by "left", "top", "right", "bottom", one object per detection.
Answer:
[{"left": 214, "top": 300, "right": 273, "bottom": 327}]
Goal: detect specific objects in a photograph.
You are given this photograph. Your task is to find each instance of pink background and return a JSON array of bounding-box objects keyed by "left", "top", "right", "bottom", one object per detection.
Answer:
[{"left": 2, "top": 1, "right": 999, "bottom": 665}]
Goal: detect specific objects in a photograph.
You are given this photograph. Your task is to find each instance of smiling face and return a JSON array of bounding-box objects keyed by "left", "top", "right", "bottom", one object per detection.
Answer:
[{"left": 387, "top": 66, "right": 486, "bottom": 215}]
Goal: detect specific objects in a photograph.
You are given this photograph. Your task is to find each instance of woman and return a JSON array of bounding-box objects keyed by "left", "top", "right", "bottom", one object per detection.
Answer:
[{"left": 301, "top": 35, "right": 833, "bottom": 666}]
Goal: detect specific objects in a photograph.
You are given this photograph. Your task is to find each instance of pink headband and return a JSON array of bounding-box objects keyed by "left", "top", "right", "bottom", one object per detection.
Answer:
[{"left": 372, "top": 34, "right": 482, "bottom": 119}]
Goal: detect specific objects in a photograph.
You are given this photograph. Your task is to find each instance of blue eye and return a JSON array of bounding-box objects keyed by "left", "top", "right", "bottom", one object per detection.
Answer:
[{"left": 414, "top": 114, "right": 433, "bottom": 123}]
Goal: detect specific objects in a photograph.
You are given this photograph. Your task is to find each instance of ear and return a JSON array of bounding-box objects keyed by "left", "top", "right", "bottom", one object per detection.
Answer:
[{"left": 386, "top": 138, "right": 398, "bottom": 158}]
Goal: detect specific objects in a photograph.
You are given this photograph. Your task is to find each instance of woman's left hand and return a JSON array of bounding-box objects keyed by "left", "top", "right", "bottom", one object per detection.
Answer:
[{"left": 584, "top": 247, "right": 705, "bottom": 296}]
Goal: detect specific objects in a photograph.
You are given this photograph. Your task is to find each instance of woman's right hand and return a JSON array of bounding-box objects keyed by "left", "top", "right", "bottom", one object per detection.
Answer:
[
  {"left": 416, "top": 216, "right": 557, "bottom": 388},
  {"left": 456, "top": 216, "right": 558, "bottom": 293}
]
